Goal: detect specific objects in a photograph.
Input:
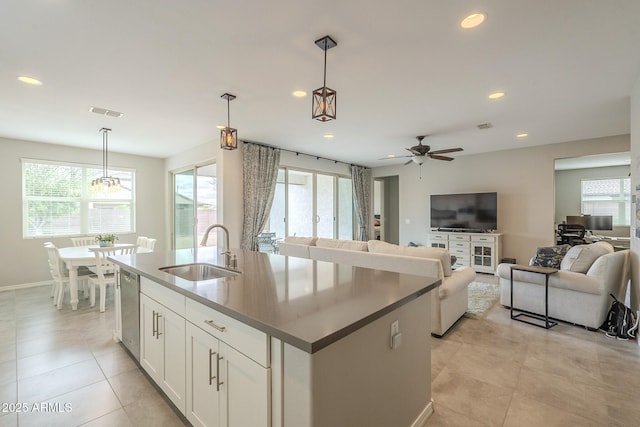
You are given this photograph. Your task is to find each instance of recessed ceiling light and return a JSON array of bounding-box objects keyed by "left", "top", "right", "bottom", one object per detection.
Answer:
[
  {"left": 17, "top": 76, "right": 43, "bottom": 86},
  {"left": 387, "top": 154, "right": 396, "bottom": 158},
  {"left": 488, "top": 91, "right": 505, "bottom": 100},
  {"left": 292, "top": 90, "right": 307, "bottom": 98},
  {"left": 323, "top": 133, "right": 334, "bottom": 139},
  {"left": 460, "top": 12, "right": 487, "bottom": 29},
  {"left": 516, "top": 133, "right": 528, "bottom": 138},
  {"left": 216, "top": 125, "right": 225, "bottom": 130}
]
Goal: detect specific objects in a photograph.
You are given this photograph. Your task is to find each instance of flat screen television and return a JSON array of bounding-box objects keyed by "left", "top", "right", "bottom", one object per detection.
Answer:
[
  {"left": 430, "top": 192, "right": 497, "bottom": 232},
  {"left": 566, "top": 215, "right": 613, "bottom": 231}
]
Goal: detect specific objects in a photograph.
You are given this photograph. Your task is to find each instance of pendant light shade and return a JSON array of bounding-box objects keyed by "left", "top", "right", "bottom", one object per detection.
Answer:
[
  {"left": 91, "top": 128, "right": 121, "bottom": 193},
  {"left": 312, "top": 35, "right": 337, "bottom": 122},
  {"left": 220, "top": 93, "right": 237, "bottom": 150}
]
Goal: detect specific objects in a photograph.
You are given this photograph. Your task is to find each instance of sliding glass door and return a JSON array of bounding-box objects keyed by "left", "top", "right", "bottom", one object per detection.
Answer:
[
  {"left": 172, "top": 163, "right": 217, "bottom": 249},
  {"left": 267, "top": 168, "right": 353, "bottom": 242}
]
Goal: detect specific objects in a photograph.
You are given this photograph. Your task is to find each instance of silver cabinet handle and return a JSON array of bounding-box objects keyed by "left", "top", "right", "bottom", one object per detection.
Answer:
[
  {"left": 209, "top": 349, "right": 216, "bottom": 386},
  {"left": 204, "top": 319, "right": 226, "bottom": 332},
  {"left": 216, "top": 353, "right": 224, "bottom": 391},
  {"left": 152, "top": 310, "right": 157, "bottom": 337},
  {"left": 156, "top": 313, "right": 163, "bottom": 339}
]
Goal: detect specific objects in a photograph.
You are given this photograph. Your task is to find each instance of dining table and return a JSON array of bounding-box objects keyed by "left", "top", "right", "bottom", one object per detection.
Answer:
[{"left": 57, "top": 243, "right": 150, "bottom": 310}]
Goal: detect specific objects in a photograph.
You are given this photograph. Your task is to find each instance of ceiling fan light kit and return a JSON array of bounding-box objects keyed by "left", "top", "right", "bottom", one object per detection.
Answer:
[{"left": 312, "top": 35, "right": 337, "bottom": 122}]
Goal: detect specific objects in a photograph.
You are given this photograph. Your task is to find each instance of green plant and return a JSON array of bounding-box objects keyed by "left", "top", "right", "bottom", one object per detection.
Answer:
[{"left": 95, "top": 233, "right": 118, "bottom": 242}]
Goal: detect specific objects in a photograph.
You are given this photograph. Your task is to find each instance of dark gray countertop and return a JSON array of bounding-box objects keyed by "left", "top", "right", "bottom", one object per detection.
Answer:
[{"left": 111, "top": 248, "right": 440, "bottom": 353}]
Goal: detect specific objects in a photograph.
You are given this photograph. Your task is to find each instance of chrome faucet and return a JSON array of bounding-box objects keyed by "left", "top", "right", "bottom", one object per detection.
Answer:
[{"left": 201, "top": 224, "right": 232, "bottom": 267}]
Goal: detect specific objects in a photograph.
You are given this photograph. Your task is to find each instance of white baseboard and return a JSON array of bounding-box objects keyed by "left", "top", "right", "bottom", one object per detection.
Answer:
[
  {"left": 0, "top": 280, "right": 51, "bottom": 292},
  {"left": 411, "top": 400, "right": 434, "bottom": 427}
]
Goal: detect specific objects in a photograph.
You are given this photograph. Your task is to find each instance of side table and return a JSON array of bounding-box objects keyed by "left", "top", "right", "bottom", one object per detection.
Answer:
[{"left": 510, "top": 265, "right": 558, "bottom": 329}]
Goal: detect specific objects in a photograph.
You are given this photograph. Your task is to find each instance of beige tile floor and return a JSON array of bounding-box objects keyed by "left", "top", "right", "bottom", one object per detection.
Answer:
[
  {"left": 428, "top": 273, "right": 640, "bottom": 427},
  {"left": 1, "top": 275, "right": 639, "bottom": 427},
  {"left": 0, "top": 284, "right": 188, "bottom": 427}
]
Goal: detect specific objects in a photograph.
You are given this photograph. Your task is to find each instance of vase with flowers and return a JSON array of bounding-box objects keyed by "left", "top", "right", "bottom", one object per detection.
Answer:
[{"left": 95, "top": 233, "right": 118, "bottom": 247}]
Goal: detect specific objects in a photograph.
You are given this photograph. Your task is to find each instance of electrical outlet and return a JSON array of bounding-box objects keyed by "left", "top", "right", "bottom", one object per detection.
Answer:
[{"left": 391, "top": 320, "right": 399, "bottom": 336}]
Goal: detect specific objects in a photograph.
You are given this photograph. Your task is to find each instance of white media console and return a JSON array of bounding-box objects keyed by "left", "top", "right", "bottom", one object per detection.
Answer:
[{"left": 427, "top": 231, "right": 503, "bottom": 273}]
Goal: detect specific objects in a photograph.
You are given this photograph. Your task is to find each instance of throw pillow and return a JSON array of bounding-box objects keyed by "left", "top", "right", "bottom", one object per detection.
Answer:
[
  {"left": 530, "top": 245, "right": 570, "bottom": 268},
  {"left": 560, "top": 242, "right": 614, "bottom": 273}
]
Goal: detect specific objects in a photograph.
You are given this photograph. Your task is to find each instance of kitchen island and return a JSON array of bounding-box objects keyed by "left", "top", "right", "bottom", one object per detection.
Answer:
[{"left": 111, "top": 247, "right": 440, "bottom": 427}]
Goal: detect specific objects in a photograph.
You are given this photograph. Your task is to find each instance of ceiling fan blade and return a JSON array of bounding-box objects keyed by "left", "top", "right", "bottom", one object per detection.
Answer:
[
  {"left": 429, "top": 147, "right": 463, "bottom": 155},
  {"left": 429, "top": 154, "right": 454, "bottom": 161},
  {"left": 403, "top": 159, "right": 413, "bottom": 165},
  {"left": 378, "top": 155, "right": 413, "bottom": 160},
  {"left": 406, "top": 148, "right": 421, "bottom": 156}
]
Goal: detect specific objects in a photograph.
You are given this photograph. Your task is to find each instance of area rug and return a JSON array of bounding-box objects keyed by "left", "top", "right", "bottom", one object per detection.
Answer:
[{"left": 464, "top": 281, "right": 501, "bottom": 319}]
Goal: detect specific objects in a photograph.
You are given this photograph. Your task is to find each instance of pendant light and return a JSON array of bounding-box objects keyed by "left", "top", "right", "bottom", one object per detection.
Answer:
[
  {"left": 90, "top": 128, "right": 121, "bottom": 193},
  {"left": 312, "top": 35, "right": 337, "bottom": 122},
  {"left": 220, "top": 93, "right": 237, "bottom": 150}
]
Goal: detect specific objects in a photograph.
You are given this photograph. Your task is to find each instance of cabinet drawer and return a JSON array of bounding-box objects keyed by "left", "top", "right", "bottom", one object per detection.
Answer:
[
  {"left": 472, "top": 235, "right": 496, "bottom": 243},
  {"left": 449, "top": 241, "right": 469, "bottom": 249},
  {"left": 449, "top": 234, "right": 470, "bottom": 242},
  {"left": 429, "top": 233, "right": 448, "bottom": 241},
  {"left": 450, "top": 247, "right": 470, "bottom": 256},
  {"left": 141, "top": 277, "right": 185, "bottom": 316},
  {"left": 186, "top": 298, "right": 268, "bottom": 367}
]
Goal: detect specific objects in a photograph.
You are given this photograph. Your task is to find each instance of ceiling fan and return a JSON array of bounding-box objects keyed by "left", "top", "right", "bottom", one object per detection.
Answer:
[
  {"left": 381, "top": 135, "right": 463, "bottom": 178},
  {"left": 398, "top": 135, "right": 463, "bottom": 165}
]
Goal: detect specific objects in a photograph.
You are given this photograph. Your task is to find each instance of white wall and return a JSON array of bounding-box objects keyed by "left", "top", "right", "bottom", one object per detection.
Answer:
[
  {"left": 0, "top": 137, "right": 165, "bottom": 289},
  {"left": 372, "top": 134, "right": 629, "bottom": 267}
]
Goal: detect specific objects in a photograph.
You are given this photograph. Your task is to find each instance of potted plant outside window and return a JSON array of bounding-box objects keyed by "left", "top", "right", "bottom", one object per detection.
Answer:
[{"left": 95, "top": 233, "right": 118, "bottom": 247}]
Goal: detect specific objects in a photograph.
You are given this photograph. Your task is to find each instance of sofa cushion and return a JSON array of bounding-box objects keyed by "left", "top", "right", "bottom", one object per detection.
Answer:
[
  {"left": 560, "top": 242, "right": 613, "bottom": 273},
  {"left": 367, "top": 240, "right": 452, "bottom": 277},
  {"left": 530, "top": 244, "right": 570, "bottom": 268},
  {"left": 316, "top": 238, "right": 368, "bottom": 251},
  {"left": 284, "top": 236, "right": 317, "bottom": 246}
]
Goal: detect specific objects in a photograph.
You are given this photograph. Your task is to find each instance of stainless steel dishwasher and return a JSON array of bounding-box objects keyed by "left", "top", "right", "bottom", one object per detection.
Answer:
[{"left": 120, "top": 268, "right": 140, "bottom": 361}]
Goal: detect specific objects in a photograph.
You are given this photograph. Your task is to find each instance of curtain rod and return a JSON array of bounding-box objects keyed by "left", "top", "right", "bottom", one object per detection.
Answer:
[{"left": 242, "top": 140, "right": 368, "bottom": 169}]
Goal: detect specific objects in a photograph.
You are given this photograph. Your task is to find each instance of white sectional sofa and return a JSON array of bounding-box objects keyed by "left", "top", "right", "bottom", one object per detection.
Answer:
[
  {"left": 495, "top": 242, "right": 630, "bottom": 329},
  {"left": 279, "top": 237, "right": 476, "bottom": 337}
]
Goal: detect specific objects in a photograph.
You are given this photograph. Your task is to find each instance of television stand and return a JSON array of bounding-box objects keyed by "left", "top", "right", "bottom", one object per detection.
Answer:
[{"left": 427, "top": 230, "right": 503, "bottom": 273}]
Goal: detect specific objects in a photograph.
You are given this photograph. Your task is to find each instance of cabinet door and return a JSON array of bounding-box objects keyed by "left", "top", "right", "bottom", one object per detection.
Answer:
[
  {"left": 186, "top": 323, "right": 221, "bottom": 427},
  {"left": 140, "top": 294, "right": 163, "bottom": 381},
  {"left": 220, "top": 342, "right": 270, "bottom": 427},
  {"left": 160, "top": 307, "right": 186, "bottom": 413}
]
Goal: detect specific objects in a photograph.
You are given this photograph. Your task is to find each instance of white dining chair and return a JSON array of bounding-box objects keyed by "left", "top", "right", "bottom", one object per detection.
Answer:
[
  {"left": 88, "top": 244, "right": 137, "bottom": 312},
  {"left": 44, "top": 242, "right": 92, "bottom": 309},
  {"left": 71, "top": 236, "right": 96, "bottom": 246},
  {"left": 145, "top": 238, "right": 157, "bottom": 251},
  {"left": 136, "top": 236, "right": 148, "bottom": 248}
]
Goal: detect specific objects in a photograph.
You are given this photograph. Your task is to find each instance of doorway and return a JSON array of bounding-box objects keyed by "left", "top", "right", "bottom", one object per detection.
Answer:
[{"left": 374, "top": 176, "right": 399, "bottom": 244}]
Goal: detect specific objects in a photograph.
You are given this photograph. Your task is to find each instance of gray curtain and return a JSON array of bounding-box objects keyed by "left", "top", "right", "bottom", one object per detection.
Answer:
[
  {"left": 351, "top": 165, "right": 372, "bottom": 241},
  {"left": 241, "top": 143, "right": 281, "bottom": 251}
]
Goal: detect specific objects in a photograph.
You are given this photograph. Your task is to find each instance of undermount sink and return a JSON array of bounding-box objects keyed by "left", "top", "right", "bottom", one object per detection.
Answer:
[{"left": 159, "top": 263, "right": 239, "bottom": 281}]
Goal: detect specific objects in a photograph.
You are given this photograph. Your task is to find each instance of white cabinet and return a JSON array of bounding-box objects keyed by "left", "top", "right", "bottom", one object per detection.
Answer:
[
  {"left": 428, "top": 231, "right": 502, "bottom": 273},
  {"left": 186, "top": 318, "right": 269, "bottom": 427},
  {"left": 471, "top": 235, "right": 501, "bottom": 273},
  {"left": 140, "top": 281, "right": 186, "bottom": 414}
]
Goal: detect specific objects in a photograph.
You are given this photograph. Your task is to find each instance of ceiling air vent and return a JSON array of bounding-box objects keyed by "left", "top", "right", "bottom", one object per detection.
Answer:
[
  {"left": 89, "top": 106, "right": 124, "bottom": 118},
  {"left": 477, "top": 123, "right": 492, "bottom": 130}
]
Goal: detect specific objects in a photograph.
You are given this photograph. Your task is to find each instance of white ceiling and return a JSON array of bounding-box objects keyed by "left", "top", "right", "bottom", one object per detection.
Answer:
[{"left": 2, "top": 1, "right": 640, "bottom": 167}]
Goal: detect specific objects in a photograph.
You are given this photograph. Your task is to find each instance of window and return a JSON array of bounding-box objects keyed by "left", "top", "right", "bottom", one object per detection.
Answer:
[
  {"left": 581, "top": 177, "right": 630, "bottom": 226},
  {"left": 22, "top": 159, "right": 135, "bottom": 238}
]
